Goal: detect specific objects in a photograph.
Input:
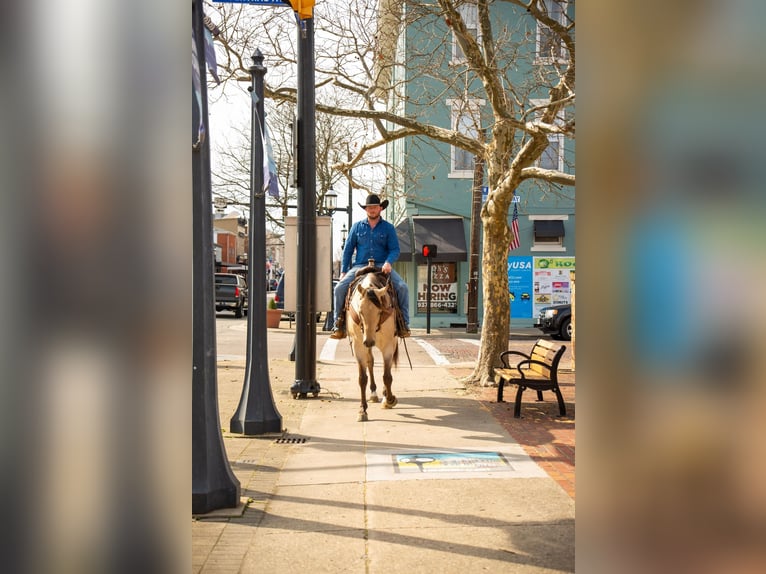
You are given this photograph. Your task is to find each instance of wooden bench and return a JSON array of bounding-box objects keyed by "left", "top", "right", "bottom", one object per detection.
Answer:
[{"left": 495, "top": 339, "right": 567, "bottom": 418}]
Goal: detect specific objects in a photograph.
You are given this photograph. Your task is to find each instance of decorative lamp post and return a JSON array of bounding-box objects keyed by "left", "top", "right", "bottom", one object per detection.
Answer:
[
  {"left": 229, "top": 49, "right": 282, "bottom": 435},
  {"left": 192, "top": 0, "right": 240, "bottom": 514}
]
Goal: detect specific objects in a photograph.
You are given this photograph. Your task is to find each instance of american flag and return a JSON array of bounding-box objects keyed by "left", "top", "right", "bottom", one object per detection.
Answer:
[{"left": 508, "top": 201, "right": 520, "bottom": 251}]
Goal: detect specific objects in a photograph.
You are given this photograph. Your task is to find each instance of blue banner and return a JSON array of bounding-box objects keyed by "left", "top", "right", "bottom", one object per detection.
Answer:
[{"left": 507, "top": 256, "right": 533, "bottom": 318}]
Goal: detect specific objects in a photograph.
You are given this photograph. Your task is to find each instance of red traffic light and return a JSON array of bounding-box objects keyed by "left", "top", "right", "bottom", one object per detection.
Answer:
[{"left": 422, "top": 244, "right": 437, "bottom": 258}]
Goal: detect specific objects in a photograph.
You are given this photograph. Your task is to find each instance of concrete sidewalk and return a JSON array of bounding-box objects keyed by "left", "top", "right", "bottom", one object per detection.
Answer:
[{"left": 193, "top": 326, "right": 575, "bottom": 573}]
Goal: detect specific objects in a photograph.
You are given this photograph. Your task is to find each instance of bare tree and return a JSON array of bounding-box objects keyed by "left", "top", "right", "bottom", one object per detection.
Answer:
[{"left": 205, "top": 0, "right": 575, "bottom": 385}]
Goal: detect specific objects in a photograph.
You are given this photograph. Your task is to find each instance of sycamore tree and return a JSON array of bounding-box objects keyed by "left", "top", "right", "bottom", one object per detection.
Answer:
[
  {"left": 206, "top": 0, "right": 575, "bottom": 386},
  {"left": 212, "top": 99, "right": 370, "bottom": 230}
]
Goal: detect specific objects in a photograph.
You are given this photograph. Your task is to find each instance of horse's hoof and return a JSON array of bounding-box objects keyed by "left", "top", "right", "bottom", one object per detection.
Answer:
[
  {"left": 369, "top": 393, "right": 380, "bottom": 403},
  {"left": 383, "top": 397, "right": 398, "bottom": 409},
  {"left": 358, "top": 412, "right": 368, "bottom": 422}
]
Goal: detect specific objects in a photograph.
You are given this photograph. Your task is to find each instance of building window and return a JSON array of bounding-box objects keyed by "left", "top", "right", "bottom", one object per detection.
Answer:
[
  {"left": 536, "top": 0, "right": 568, "bottom": 63},
  {"left": 447, "top": 98, "right": 484, "bottom": 178},
  {"left": 530, "top": 216, "right": 568, "bottom": 252},
  {"left": 451, "top": 1, "right": 479, "bottom": 64},
  {"left": 531, "top": 99, "right": 566, "bottom": 172}
]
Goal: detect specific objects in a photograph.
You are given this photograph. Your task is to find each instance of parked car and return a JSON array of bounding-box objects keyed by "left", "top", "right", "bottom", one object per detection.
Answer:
[
  {"left": 214, "top": 273, "right": 248, "bottom": 318},
  {"left": 274, "top": 274, "right": 286, "bottom": 311},
  {"left": 534, "top": 303, "right": 572, "bottom": 340}
]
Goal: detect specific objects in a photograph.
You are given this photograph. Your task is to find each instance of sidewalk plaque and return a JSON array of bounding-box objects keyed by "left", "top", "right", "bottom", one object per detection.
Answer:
[{"left": 393, "top": 452, "right": 512, "bottom": 473}]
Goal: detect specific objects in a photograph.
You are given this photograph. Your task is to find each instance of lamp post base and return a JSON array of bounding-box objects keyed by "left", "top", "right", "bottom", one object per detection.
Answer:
[
  {"left": 230, "top": 417, "right": 282, "bottom": 435},
  {"left": 290, "top": 379, "right": 321, "bottom": 399}
]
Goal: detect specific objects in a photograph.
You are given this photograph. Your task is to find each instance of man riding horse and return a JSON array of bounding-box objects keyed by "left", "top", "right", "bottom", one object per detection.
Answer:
[{"left": 331, "top": 193, "right": 411, "bottom": 339}]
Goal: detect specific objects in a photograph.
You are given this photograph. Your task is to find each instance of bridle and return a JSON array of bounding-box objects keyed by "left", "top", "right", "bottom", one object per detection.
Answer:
[{"left": 348, "top": 273, "right": 394, "bottom": 333}]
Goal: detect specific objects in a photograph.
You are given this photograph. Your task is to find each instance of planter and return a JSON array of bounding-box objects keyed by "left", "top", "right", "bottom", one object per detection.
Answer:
[{"left": 266, "top": 308, "right": 282, "bottom": 328}]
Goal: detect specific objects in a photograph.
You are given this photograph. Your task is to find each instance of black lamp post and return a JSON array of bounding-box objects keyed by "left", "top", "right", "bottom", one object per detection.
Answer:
[
  {"left": 322, "top": 188, "right": 338, "bottom": 331},
  {"left": 192, "top": 0, "right": 240, "bottom": 514},
  {"left": 229, "top": 49, "right": 282, "bottom": 435}
]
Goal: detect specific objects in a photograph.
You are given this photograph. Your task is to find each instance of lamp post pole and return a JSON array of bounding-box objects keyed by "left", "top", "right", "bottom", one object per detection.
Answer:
[
  {"left": 230, "top": 49, "right": 282, "bottom": 435},
  {"left": 346, "top": 147, "right": 353, "bottom": 234},
  {"left": 192, "top": 0, "right": 239, "bottom": 514}
]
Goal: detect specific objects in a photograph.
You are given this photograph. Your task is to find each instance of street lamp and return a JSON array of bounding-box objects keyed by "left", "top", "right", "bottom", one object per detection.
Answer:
[
  {"left": 324, "top": 187, "right": 338, "bottom": 214},
  {"left": 322, "top": 187, "right": 338, "bottom": 330}
]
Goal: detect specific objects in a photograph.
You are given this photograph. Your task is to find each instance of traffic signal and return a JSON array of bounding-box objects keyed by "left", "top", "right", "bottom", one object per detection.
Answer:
[
  {"left": 422, "top": 244, "right": 437, "bottom": 258},
  {"left": 283, "top": 0, "right": 314, "bottom": 20}
]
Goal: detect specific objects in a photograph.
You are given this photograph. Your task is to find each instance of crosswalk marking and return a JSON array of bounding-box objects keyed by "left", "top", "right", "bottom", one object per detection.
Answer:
[
  {"left": 319, "top": 336, "right": 479, "bottom": 365},
  {"left": 412, "top": 338, "right": 450, "bottom": 365},
  {"left": 319, "top": 337, "right": 339, "bottom": 361}
]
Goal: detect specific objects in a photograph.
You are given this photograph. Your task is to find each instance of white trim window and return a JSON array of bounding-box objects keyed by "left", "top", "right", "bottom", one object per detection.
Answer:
[
  {"left": 536, "top": 0, "right": 568, "bottom": 64},
  {"left": 530, "top": 215, "right": 568, "bottom": 252},
  {"left": 531, "top": 99, "right": 566, "bottom": 172},
  {"left": 447, "top": 98, "right": 484, "bottom": 178},
  {"left": 451, "top": 1, "right": 480, "bottom": 64}
]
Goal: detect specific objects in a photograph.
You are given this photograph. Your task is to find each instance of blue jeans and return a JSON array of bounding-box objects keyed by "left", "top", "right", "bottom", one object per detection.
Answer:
[{"left": 334, "top": 266, "right": 409, "bottom": 326}]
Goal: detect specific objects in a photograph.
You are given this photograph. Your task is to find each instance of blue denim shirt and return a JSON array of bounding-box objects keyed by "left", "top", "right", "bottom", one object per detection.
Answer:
[{"left": 341, "top": 218, "right": 400, "bottom": 273}]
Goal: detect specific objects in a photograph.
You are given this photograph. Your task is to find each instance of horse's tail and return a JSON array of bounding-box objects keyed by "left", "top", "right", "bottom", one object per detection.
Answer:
[{"left": 392, "top": 339, "right": 399, "bottom": 368}]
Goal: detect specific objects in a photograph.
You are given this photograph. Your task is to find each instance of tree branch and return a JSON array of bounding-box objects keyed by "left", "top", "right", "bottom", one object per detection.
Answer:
[{"left": 519, "top": 166, "right": 575, "bottom": 185}]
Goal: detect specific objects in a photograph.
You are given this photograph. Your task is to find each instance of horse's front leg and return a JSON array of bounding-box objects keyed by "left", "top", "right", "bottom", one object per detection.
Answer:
[
  {"left": 367, "top": 350, "right": 379, "bottom": 403},
  {"left": 357, "top": 360, "right": 369, "bottom": 422},
  {"left": 382, "top": 357, "right": 397, "bottom": 409}
]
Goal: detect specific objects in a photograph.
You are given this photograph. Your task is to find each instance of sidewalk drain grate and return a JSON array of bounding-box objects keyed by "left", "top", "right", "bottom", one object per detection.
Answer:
[{"left": 275, "top": 436, "right": 308, "bottom": 444}]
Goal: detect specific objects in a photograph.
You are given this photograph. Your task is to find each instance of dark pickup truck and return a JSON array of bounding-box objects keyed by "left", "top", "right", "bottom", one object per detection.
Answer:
[{"left": 215, "top": 273, "right": 248, "bottom": 318}]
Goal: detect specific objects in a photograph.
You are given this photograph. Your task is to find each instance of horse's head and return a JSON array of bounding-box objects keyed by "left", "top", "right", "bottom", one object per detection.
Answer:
[{"left": 354, "top": 280, "right": 392, "bottom": 348}]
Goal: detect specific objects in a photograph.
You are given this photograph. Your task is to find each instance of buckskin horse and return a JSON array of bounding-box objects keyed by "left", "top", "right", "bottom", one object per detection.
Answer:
[{"left": 345, "top": 267, "right": 399, "bottom": 422}]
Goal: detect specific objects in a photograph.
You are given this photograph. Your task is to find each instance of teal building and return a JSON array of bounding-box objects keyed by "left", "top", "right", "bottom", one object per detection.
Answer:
[{"left": 378, "top": 1, "right": 575, "bottom": 329}]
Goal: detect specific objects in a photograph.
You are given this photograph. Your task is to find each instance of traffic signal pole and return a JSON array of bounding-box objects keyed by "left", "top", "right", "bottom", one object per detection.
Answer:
[
  {"left": 422, "top": 245, "right": 437, "bottom": 335},
  {"left": 290, "top": 12, "right": 321, "bottom": 398}
]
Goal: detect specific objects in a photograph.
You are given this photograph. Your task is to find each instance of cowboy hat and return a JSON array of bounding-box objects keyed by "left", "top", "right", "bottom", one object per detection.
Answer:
[{"left": 358, "top": 193, "right": 389, "bottom": 210}]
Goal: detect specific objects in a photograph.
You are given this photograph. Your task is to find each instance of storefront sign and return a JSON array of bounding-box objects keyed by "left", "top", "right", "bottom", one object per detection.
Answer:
[
  {"left": 533, "top": 256, "right": 575, "bottom": 315},
  {"left": 417, "top": 262, "right": 458, "bottom": 314}
]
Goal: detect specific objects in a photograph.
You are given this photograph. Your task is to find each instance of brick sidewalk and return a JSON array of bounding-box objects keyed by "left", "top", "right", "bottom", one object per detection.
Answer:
[{"left": 450, "top": 365, "right": 576, "bottom": 499}]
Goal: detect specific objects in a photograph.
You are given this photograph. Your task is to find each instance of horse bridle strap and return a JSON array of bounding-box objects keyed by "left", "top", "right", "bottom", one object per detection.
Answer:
[
  {"left": 347, "top": 273, "right": 395, "bottom": 332},
  {"left": 348, "top": 296, "right": 395, "bottom": 330}
]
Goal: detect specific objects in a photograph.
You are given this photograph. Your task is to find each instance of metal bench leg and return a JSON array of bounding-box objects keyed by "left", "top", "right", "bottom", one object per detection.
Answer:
[
  {"left": 513, "top": 385, "right": 524, "bottom": 418},
  {"left": 535, "top": 390, "right": 544, "bottom": 401},
  {"left": 496, "top": 378, "right": 505, "bottom": 402},
  {"left": 554, "top": 387, "right": 567, "bottom": 417}
]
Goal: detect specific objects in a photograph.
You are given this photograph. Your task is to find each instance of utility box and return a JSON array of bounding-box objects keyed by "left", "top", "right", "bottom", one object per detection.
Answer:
[{"left": 283, "top": 216, "right": 332, "bottom": 311}]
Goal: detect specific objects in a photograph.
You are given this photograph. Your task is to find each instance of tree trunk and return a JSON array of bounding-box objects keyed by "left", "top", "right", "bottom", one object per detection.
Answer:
[{"left": 465, "top": 193, "right": 512, "bottom": 386}]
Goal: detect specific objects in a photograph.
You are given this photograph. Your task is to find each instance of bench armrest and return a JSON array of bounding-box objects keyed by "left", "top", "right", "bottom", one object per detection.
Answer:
[
  {"left": 515, "top": 359, "right": 553, "bottom": 379},
  {"left": 499, "top": 350, "right": 530, "bottom": 368}
]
